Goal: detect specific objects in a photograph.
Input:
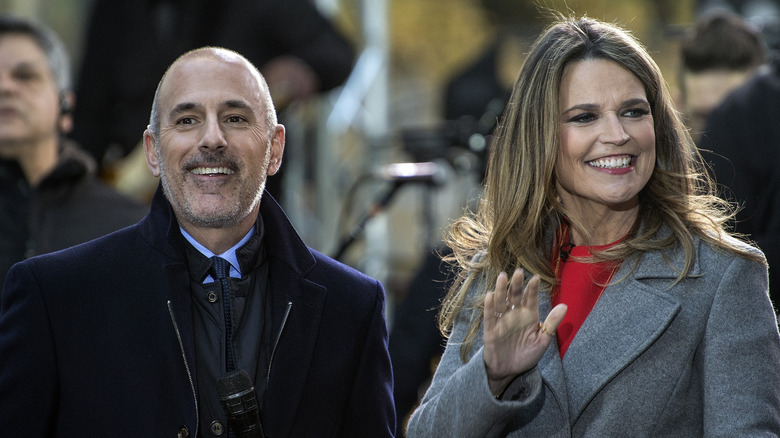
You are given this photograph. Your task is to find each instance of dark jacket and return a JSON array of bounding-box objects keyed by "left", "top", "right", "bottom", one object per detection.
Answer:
[
  {"left": 699, "top": 55, "right": 780, "bottom": 309},
  {"left": 0, "top": 186, "right": 395, "bottom": 437},
  {"left": 72, "top": 0, "right": 355, "bottom": 164},
  {"left": 0, "top": 140, "right": 147, "bottom": 289}
]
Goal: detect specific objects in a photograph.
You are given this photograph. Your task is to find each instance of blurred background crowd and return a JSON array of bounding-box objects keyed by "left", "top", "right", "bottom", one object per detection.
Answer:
[{"left": 2, "top": 0, "right": 779, "bottom": 433}]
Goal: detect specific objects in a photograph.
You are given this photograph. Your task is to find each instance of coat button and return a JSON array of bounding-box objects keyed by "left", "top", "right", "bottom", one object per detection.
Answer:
[
  {"left": 207, "top": 292, "right": 219, "bottom": 303},
  {"left": 177, "top": 425, "right": 189, "bottom": 437},
  {"left": 210, "top": 420, "right": 225, "bottom": 436}
]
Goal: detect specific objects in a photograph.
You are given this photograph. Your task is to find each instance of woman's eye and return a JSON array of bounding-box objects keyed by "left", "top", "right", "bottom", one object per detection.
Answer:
[
  {"left": 570, "top": 113, "right": 596, "bottom": 123},
  {"left": 623, "top": 108, "right": 650, "bottom": 118}
]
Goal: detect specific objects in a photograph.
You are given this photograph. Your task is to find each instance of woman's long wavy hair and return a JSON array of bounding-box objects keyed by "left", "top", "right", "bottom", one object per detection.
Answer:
[{"left": 439, "top": 15, "right": 764, "bottom": 359}]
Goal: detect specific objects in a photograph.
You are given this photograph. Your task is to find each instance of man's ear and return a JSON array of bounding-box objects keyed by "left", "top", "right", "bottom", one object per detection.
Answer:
[
  {"left": 58, "top": 91, "right": 76, "bottom": 133},
  {"left": 267, "top": 124, "right": 285, "bottom": 176},
  {"left": 143, "top": 128, "right": 161, "bottom": 177}
]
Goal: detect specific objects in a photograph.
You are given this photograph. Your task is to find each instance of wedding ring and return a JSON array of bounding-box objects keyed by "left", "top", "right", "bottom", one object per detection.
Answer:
[
  {"left": 539, "top": 322, "right": 554, "bottom": 336},
  {"left": 505, "top": 296, "right": 515, "bottom": 311},
  {"left": 494, "top": 311, "right": 503, "bottom": 318}
]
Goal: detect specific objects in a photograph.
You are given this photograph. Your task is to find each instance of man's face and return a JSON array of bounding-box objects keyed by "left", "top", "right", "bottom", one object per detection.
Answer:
[
  {"left": 682, "top": 69, "right": 751, "bottom": 141},
  {"left": 144, "top": 53, "right": 284, "bottom": 231},
  {"left": 0, "top": 34, "right": 60, "bottom": 154}
]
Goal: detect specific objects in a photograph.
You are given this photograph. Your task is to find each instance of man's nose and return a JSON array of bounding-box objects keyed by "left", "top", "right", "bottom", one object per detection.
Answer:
[
  {"left": 0, "top": 72, "right": 18, "bottom": 95},
  {"left": 199, "top": 117, "right": 227, "bottom": 150}
]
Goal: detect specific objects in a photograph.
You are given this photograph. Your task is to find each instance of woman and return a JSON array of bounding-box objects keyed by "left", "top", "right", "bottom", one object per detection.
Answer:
[{"left": 406, "top": 15, "right": 780, "bottom": 437}]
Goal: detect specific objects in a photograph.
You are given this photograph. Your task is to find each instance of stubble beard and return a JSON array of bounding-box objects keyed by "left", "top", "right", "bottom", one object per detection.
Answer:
[{"left": 158, "top": 154, "right": 266, "bottom": 229}]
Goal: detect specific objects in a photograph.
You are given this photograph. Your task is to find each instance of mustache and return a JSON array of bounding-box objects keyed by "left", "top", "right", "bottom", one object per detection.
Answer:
[{"left": 182, "top": 150, "right": 241, "bottom": 170}]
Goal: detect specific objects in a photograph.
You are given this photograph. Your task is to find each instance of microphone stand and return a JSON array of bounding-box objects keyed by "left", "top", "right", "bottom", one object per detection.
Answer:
[{"left": 333, "top": 181, "right": 404, "bottom": 261}]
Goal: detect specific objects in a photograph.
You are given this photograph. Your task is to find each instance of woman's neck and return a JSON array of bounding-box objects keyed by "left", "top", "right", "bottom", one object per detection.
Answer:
[{"left": 565, "top": 206, "right": 637, "bottom": 246}]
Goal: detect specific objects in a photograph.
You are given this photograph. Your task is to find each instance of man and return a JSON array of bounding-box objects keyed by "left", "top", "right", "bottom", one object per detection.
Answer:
[
  {"left": 698, "top": 53, "right": 780, "bottom": 311},
  {"left": 71, "top": 0, "right": 356, "bottom": 203},
  {"left": 0, "top": 15, "right": 147, "bottom": 290},
  {"left": 0, "top": 47, "right": 395, "bottom": 436},
  {"left": 678, "top": 10, "right": 766, "bottom": 142}
]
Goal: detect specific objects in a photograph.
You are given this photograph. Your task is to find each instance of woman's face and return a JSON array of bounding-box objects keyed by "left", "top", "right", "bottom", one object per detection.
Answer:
[{"left": 555, "top": 59, "right": 655, "bottom": 216}]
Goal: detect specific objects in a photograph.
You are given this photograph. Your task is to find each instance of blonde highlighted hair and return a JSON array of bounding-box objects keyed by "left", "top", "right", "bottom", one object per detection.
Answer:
[{"left": 439, "top": 15, "right": 763, "bottom": 360}]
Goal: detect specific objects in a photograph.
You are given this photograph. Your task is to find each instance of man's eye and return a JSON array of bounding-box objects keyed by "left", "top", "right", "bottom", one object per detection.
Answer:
[
  {"left": 177, "top": 117, "right": 195, "bottom": 125},
  {"left": 13, "top": 69, "right": 39, "bottom": 82},
  {"left": 227, "top": 115, "right": 244, "bottom": 123}
]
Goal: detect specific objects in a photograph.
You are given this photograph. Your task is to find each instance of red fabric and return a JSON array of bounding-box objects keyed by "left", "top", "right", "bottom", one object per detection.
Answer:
[{"left": 552, "top": 241, "right": 620, "bottom": 357}]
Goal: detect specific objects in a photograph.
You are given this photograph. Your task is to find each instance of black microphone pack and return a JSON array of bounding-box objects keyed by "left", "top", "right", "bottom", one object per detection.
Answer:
[
  {"left": 217, "top": 369, "right": 265, "bottom": 438},
  {"left": 559, "top": 242, "right": 576, "bottom": 262}
]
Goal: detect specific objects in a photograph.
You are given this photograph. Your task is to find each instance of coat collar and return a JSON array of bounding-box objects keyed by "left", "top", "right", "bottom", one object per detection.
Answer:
[
  {"left": 139, "top": 184, "right": 317, "bottom": 274},
  {"left": 538, "top": 232, "right": 701, "bottom": 422},
  {"left": 144, "top": 184, "right": 327, "bottom": 433}
]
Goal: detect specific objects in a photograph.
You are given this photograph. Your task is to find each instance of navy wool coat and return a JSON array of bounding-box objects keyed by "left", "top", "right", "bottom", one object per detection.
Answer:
[{"left": 0, "top": 187, "right": 395, "bottom": 437}]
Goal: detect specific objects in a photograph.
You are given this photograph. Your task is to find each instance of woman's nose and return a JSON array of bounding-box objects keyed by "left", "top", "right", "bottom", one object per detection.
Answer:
[{"left": 600, "top": 114, "right": 630, "bottom": 146}]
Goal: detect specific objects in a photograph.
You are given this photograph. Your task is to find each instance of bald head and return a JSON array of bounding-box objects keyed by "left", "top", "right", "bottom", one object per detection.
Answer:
[
  {"left": 141, "top": 46, "right": 285, "bottom": 248},
  {"left": 147, "top": 47, "right": 276, "bottom": 142}
]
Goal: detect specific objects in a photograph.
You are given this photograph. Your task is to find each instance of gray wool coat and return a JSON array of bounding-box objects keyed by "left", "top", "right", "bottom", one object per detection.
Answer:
[{"left": 407, "top": 234, "right": 780, "bottom": 437}]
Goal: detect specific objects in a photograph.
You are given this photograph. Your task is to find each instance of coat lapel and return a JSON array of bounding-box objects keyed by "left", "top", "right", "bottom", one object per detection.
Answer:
[
  {"left": 537, "top": 296, "right": 571, "bottom": 420},
  {"left": 163, "top": 261, "right": 199, "bottom": 386},
  {"left": 262, "top": 254, "right": 326, "bottom": 433},
  {"left": 557, "top": 242, "right": 698, "bottom": 421}
]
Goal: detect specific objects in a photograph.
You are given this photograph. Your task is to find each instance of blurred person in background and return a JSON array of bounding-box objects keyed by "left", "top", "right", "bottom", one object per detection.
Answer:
[
  {"left": 695, "top": 0, "right": 780, "bottom": 51},
  {"left": 71, "top": 0, "right": 355, "bottom": 204},
  {"left": 389, "top": 5, "right": 530, "bottom": 431},
  {"left": 678, "top": 10, "right": 766, "bottom": 142},
  {"left": 698, "top": 47, "right": 780, "bottom": 311},
  {"left": 407, "top": 15, "right": 780, "bottom": 436},
  {"left": 0, "top": 14, "right": 147, "bottom": 292}
]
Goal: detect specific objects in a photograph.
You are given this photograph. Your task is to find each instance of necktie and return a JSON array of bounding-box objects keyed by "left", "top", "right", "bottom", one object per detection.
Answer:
[{"left": 210, "top": 256, "right": 236, "bottom": 372}]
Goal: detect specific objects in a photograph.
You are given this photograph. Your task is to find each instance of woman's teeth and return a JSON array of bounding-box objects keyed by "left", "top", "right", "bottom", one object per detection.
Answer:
[{"left": 588, "top": 156, "right": 631, "bottom": 169}]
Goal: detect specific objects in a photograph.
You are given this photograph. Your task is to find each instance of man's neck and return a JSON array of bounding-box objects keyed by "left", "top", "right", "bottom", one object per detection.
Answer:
[
  {"left": 179, "top": 212, "right": 259, "bottom": 255},
  {"left": 0, "top": 137, "right": 58, "bottom": 186}
]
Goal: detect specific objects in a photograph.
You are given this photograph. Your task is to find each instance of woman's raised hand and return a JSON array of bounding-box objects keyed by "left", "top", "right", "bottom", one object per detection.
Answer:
[{"left": 483, "top": 269, "right": 567, "bottom": 395}]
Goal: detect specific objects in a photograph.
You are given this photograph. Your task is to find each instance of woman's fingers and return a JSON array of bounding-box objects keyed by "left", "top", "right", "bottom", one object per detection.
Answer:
[
  {"left": 505, "top": 269, "right": 523, "bottom": 309},
  {"left": 540, "top": 303, "right": 568, "bottom": 336},
  {"left": 521, "top": 274, "right": 541, "bottom": 310},
  {"left": 483, "top": 269, "right": 567, "bottom": 379},
  {"left": 485, "top": 272, "right": 508, "bottom": 332},
  {"left": 484, "top": 291, "right": 496, "bottom": 332},
  {"left": 493, "top": 271, "right": 509, "bottom": 311},
  {"left": 488, "top": 270, "right": 562, "bottom": 337}
]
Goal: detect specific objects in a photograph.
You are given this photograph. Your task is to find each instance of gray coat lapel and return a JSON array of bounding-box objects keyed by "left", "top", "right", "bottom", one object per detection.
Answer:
[
  {"left": 556, "top": 242, "right": 699, "bottom": 421},
  {"left": 538, "top": 295, "right": 571, "bottom": 422}
]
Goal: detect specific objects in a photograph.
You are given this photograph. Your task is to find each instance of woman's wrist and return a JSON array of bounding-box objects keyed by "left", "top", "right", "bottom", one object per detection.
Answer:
[{"left": 489, "top": 375, "right": 516, "bottom": 399}]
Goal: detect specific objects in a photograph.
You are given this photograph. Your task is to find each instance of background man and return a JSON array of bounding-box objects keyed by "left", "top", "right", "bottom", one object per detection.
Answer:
[
  {"left": 0, "top": 15, "right": 147, "bottom": 290},
  {"left": 71, "top": 0, "right": 356, "bottom": 205},
  {"left": 0, "top": 47, "right": 394, "bottom": 437},
  {"left": 698, "top": 52, "right": 780, "bottom": 311},
  {"left": 678, "top": 10, "right": 767, "bottom": 142}
]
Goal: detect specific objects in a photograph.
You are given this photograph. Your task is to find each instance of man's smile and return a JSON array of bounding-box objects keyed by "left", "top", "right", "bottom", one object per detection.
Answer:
[{"left": 190, "top": 166, "right": 235, "bottom": 175}]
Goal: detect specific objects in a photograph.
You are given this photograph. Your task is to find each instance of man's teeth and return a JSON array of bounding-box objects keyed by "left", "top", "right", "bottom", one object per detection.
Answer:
[
  {"left": 588, "top": 156, "right": 631, "bottom": 169},
  {"left": 191, "top": 167, "right": 235, "bottom": 175}
]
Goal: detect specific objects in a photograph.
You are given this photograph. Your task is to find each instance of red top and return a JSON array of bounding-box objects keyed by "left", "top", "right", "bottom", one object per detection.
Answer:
[{"left": 552, "top": 236, "right": 621, "bottom": 357}]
